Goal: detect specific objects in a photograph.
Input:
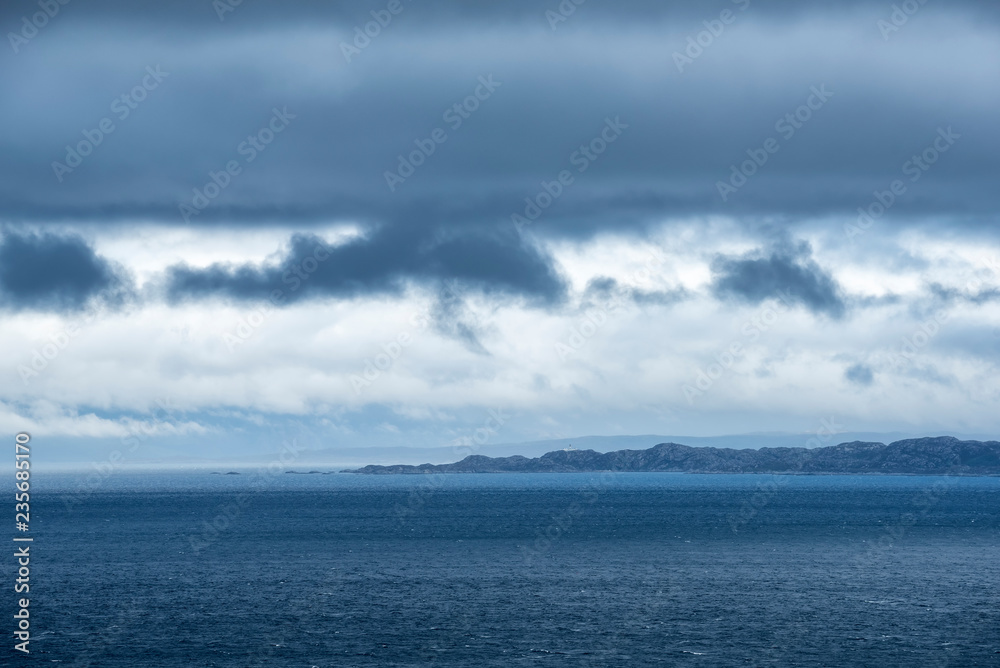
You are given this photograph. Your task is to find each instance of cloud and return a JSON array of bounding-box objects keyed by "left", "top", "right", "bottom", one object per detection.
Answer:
[
  {"left": 850, "top": 293, "right": 903, "bottom": 309},
  {"left": 165, "top": 227, "right": 567, "bottom": 306},
  {"left": 928, "top": 282, "right": 1000, "bottom": 305},
  {"left": 583, "top": 276, "right": 687, "bottom": 307},
  {"left": 429, "top": 281, "right": 492, "bottom": 355},
  {"left": 0, "top": 230, "right": 129, "bottom": 312},
  {"left": 844, "top": 362, "right": 874, "bottom": 386},
  {"left": 1, "top": 5, "right": 998, "bottom": 236},
  {"left": 710, "top": 239, "right": 845, "bottom": 317},
  {"left": 2, "top": 0, "right": 997, "bottom": 26}
]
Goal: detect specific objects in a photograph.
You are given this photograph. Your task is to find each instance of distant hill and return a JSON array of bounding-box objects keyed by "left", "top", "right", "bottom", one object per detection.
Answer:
[{"left": 345, "top": 437, "right": 1000, "bottom": 475}]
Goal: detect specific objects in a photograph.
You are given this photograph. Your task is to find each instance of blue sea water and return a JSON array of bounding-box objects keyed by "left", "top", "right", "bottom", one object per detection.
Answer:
[{"left": 10, "top": 472, "right": 1000, "bottom": 666}]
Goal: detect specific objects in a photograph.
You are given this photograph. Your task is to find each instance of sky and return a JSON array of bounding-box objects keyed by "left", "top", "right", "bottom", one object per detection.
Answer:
[{"left": 1, "top": 0, "right": 999, "bottom": 463}]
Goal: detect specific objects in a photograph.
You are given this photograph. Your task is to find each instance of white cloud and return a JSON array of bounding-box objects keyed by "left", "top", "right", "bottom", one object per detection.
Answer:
[{"left": 3, "top": 223, "right": 1000, "bottom": 447}]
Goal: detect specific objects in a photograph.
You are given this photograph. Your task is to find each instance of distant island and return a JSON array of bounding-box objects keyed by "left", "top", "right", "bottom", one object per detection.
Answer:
[{"left": 344, "top": 437, "right": 1000, "bottom": 475}]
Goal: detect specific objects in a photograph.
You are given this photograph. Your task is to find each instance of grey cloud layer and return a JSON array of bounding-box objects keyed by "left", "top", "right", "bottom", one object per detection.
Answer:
[
  {"left": 0, "top": 229, "right": 128, "bottom": 311},
  {"left": 4, "top": 1, "right": 997, "bottom": 26},
  {"left": 165, "top": 227, "right": 566, "bottom": 306},
  {"left": 0, "top": 2, "right": 997, "bottom": 235},
  {"left": 3, "top": 1, "right": 1000, "bottom": 446},
  {"left": 710, "top": 240, "right": 845, "bottom": 318},
  {"left": 0, "top": 226, "right": 856, "bottom": 322},
  {"left": 0, "top": 2, "right": 997, "bottom": 319}
]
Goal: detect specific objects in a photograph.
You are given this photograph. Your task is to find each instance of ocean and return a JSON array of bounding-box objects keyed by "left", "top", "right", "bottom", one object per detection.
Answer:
[{"left": 14, "top": 472, "right": 1000, "bottom": 666}]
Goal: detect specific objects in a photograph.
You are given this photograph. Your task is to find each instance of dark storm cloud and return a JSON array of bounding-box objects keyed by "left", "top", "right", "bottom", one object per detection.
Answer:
[
  {"left": 0, "top": 0, "right": 997, "bottom": 236},
  {"left": 165, "top": 226, "right": 566, "bottom": 306},
  {"left": 710, "top": 240, "right": 845, "bottom": 318},
  {"left": 0, "top": 229, "right": 127, "bottom": 311}
]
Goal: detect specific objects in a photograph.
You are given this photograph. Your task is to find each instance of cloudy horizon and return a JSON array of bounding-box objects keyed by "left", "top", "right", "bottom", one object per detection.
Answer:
[{"left": 3, "top": 0, "right": 999, "bottom": 462}]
